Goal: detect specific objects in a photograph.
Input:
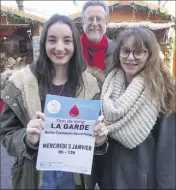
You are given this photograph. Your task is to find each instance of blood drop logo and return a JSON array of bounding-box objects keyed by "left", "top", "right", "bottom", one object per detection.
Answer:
[{"left": 69, "top": 105, "right": 79, "bottom": 117}]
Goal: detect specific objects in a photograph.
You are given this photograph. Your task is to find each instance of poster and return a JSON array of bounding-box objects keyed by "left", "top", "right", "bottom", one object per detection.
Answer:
[{"left": 36, "top": 95, "right": 100, "bottom": 175}]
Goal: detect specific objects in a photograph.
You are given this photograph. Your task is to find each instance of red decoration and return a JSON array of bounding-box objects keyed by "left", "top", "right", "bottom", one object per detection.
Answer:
[
  {"left": 0, "top": 99, "right": 5, "bottom": 114},
  {"left": 69, "top": 105, "right": 79, "bottom": 117},
  {"left": 0, "top": 31, "right": 13, "bottom": 37}
]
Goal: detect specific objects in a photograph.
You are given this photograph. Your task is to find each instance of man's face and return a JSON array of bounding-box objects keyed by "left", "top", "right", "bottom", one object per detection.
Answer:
[{"left": 82, "top": 5, "right": 107, "bottom": 43}]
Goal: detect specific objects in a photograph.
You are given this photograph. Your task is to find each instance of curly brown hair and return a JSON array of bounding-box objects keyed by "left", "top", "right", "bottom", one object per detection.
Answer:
[{"left": 111, "top": 27, "right": 176, "bottom": 114}]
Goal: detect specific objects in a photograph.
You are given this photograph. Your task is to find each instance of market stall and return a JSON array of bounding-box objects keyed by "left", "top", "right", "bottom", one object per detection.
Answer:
[{"left": 0, "top": 5, "right": 46, "bottom": 72}]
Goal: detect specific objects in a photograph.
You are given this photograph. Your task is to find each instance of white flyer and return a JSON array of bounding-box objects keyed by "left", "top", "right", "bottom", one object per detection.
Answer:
[{"left": 36, "top": 95, "right": 100, "bottom": 175}]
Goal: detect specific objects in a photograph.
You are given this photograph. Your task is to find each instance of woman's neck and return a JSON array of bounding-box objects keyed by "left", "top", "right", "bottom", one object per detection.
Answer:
[
  {"left": 125, "top": 74, "right": 134, "bottom": 86},
  {"left": 52, "top": 65, "right": 68, "bottom": 86}
]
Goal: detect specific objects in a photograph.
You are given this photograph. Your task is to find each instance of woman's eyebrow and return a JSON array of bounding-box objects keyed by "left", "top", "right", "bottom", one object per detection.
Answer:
[
  {"left": 64, "top": 36, "right": 72, "bottom": 38},
  {"left": 47, "top": 35, "right": 56, "bottom": 38}
]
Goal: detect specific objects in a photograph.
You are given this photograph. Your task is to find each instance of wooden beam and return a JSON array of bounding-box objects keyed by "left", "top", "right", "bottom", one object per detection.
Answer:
[
  {"left": 0, "top": 24, "right": 30, "bottom": 28},
  {"left": 69, "top": 0, "right": 169, "bottom": 19},
  {"left": 74, "top": 20, "right": 172, "bottom": 24}
]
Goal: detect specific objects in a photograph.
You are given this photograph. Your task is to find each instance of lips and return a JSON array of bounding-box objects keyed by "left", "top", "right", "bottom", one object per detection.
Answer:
[
  {"left": 90, "top": 28, "right": 100, "bottom": 32},
  {"left": 54, "top": 54, "right": 66, "bottom": 59},
  {"left": 124, "top": 63, "right": 139, "bottom": 66},
  {"left": 123, "top": 63, "right": 139, "bottom": 70}
]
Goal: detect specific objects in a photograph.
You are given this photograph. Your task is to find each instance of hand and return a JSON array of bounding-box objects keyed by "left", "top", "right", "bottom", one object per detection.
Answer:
[
  {"left": 93, "top": 115, "right": 108, "bottom": 145},
  {"left": 26, "top": 111, "right": 46, "bottom": 146}
]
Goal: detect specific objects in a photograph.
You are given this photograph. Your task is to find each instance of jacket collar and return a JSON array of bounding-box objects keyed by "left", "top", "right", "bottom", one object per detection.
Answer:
[
  {"left": 6, "top": 65, "right": 100, "bottom": 119},
  {"left": 106, "top": 39, "right": 114, "bottom": 55}
]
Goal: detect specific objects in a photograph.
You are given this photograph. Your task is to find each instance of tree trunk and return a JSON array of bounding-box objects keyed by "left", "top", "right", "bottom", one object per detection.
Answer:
[
  {"left": 73, "top": 0, "right": 77, "bottom": 6},
  {"left": 157, "top": 0, "right": 161, "bottom": 12},
  {"left": 16, "top": 0, "right": 24, "bottom": 11}
]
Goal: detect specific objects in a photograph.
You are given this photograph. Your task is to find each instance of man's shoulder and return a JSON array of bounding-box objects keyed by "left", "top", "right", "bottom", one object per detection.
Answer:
[
  {"left": 86, "top": 66, "right": 106, "bottom": 86},
  {"left": 104, "top": 38, "right": 115, "bottom": 74},
  {"left": 81, "top": 69, "right": 100, "bottom": 98},
  {"left": 106, "top": 38, "right": 115, "bottom": 55},
  {"left": 82, "top": 69, "right": 99, "bottom": 85}
]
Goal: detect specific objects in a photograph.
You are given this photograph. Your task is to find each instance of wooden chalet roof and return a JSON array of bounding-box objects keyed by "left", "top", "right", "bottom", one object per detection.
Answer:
[
  {"left": 1, "top": 5, "right": 47, "bottom": 24},
  {"left": 69, "top": 1, "right": 171, "bottom": 21}
]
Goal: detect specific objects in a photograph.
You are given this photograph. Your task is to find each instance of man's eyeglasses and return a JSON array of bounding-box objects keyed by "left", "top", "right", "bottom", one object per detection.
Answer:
[
  {"left": 85, "top": 16, "right": 105, "bottom": 24},
  {"left": 120, "top": 49, "right": 148, "bottom": 60}
]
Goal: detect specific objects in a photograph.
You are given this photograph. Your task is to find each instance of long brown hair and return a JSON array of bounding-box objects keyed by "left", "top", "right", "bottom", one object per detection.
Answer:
[
  {"left": 112, "top": 27, "right": 175, "bottom": 114},
  {"left": 34, "top": 14, "right": 87, "bottom": 100}
]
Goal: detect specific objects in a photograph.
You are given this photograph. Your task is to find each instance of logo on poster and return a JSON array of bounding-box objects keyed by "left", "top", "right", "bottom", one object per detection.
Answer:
[
  {"left": 47, "top": 100, "right": 61, "bottom": 113},
  {"left": 69, "top": 105, "right": 79, "bottom": 117}
]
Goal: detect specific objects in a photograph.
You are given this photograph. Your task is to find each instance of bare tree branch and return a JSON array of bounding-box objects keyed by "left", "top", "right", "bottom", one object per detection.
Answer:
[{"left": 16, "top": 0, "right": 24, "bottom": 11}]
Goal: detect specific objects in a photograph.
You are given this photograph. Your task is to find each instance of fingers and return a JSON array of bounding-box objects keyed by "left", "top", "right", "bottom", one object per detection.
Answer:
[
  {"left": 34, "top": 111, "right": 46, "bottom": 121},
  {"left": 27, "top": 118, "right": 45, "bottom": 136},
  {"left": 29, "top": 119, "right": 44, "bottom": 129},
  {"left": 26, "top": 127, "right": 42, "bottom": 135},
  {"left": 26, "top": 117, "right": 46, "bottom": 145},
  {"left": 94, "top": 122, "right": 104, "bottom": 132},
  {"left": 98, "top": 127, "right": 108, "bottom": 137},
  {"left": 94, "top": 115, "right": 104, "bottom": 126},
  {"left": 94, "top": 115, "right": 106, "bottom": 136},
  {"left": 93, "top": 123, "right": 108, "bottom": 137}
]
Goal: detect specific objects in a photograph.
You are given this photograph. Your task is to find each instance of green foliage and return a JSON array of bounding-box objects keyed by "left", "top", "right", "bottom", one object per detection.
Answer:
[
  {"left": 1, "top": 10, "right": 42, "bottom": 24},
  {"left": 168, "top": 36, "right": 175, "bottom": 65}
]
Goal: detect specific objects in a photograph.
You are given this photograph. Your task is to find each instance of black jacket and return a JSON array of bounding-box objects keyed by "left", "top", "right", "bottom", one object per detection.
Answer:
[{"left": 95, "top": 113, "right": 176, "bottom": 189}]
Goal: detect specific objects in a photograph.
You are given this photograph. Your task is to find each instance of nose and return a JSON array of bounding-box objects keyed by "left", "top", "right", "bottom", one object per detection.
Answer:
[
  {"left": 127, "top": 52, "right": 135, "bottom": 60},
  {"left": 55, "top": 40, "right": 64, "bottom": 51},
  {"left": 92, "top": 18, "right": 98, "bottom": 26}
]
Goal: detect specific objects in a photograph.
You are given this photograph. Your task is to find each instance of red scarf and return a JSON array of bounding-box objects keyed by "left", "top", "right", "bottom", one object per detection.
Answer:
[
  {"left": 81, "top": 33, "right": 108, "bottom": 70},
  {"left": 0, "top": 99, "right": 4, "bottom": 114}
]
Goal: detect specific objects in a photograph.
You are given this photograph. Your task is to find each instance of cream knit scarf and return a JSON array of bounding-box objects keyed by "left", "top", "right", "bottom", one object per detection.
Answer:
[{"left": 101, "top": 69, "right": 159, "bottom": 149}]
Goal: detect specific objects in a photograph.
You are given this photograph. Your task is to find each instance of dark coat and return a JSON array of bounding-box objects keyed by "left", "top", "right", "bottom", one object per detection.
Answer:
[
  {"left": 0, "top": 82, "right": 39, "bottom": 189},
  {"left": 86, "top": 39, "right": 115, "bottom": 88},
  {"left": 96, "top": 113, "right": 176, "bottom": 189}
]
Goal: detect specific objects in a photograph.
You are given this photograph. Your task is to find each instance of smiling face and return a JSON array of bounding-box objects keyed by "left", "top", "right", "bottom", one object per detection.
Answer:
[
  {"left": 45, "top": 22, "right": 74, "bottom": 67},
  {"left": 82, "top": 5, "right": 107, "bottom": 42},
  {"left": 120, "top": 36, "right": 149, "bottom": 82}
]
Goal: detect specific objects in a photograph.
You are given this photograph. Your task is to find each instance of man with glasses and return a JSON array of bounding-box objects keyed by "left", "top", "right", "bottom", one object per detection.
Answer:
[
  {"left": 81, "top": 1, "right": 114, "bottom": 87},
  {"left": 76, "top": 2, "right": 113, "bottom": 189}
]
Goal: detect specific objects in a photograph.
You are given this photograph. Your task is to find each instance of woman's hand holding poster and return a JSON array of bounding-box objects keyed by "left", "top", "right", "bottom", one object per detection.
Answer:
[{"left": 36, "top": 95, "right": 100, "bottom": 175}]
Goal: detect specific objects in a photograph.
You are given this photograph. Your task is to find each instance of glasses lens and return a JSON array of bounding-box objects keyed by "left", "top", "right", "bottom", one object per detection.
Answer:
[
  {"left": 120, "top": 50, "right": 129, "bottom": 59},
  {"left": 86, "top": 16, "right": 104, "bottom": 23},
  {"left": 134, "top": 50, "right": 145, "bottom": 60},
  {"left": 87, "top": 17, "right": 94, "bottom": 23}
]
